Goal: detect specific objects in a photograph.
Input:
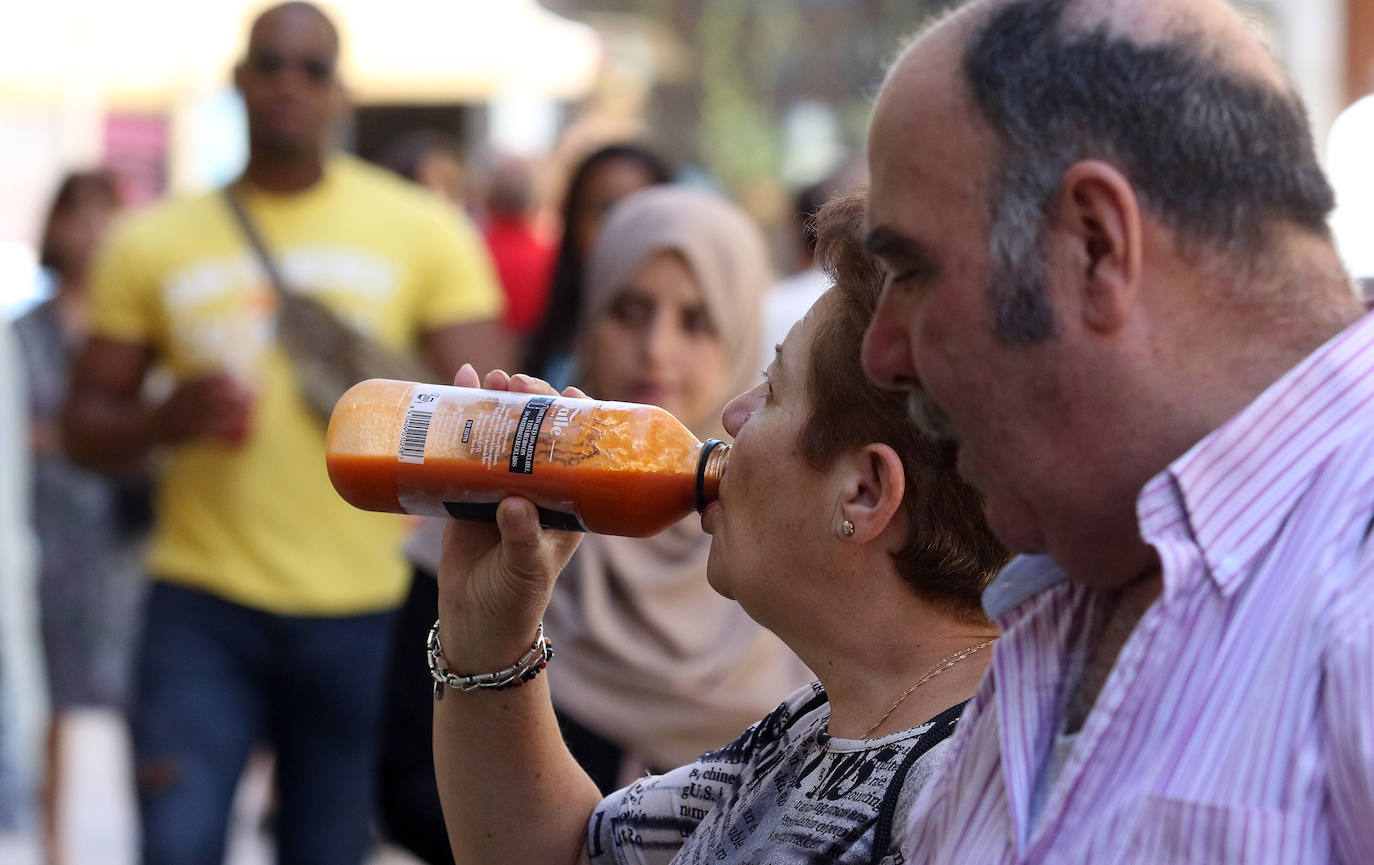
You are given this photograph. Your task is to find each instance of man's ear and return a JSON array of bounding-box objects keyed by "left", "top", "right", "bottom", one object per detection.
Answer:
[
  {"left": 328, "top": 79, "right": 352, "bottom": 123},
  {"left": 233, "top": 60, "right": 247, "bottom": 96},
  {"left": 1050, "top": 160, "right": 1143, "bottom": 334},
  {"left": 834, "top": 443, "right": 906, "bottom": 546}
]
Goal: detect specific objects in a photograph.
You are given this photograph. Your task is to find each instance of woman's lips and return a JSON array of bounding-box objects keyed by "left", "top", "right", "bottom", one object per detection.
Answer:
[
  {"left": 700, "top": 499, "right": 720, "bottom": 533},
  {"left": 629, "top": 382, "right": 671, "bottom": 404}
]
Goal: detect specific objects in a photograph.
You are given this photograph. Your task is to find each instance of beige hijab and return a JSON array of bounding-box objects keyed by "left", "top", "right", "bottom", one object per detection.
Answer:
[
  {"left": 577, "top": 184, "right": 770, "bottom": 439},
  {"left": 546, "top": 186, "right": 812, "bottom": 768}
]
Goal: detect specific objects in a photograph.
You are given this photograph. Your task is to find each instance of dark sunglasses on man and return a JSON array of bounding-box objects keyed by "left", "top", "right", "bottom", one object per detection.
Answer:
[{"left": 248, "top": 51, "right": 335, "bottom": 84}]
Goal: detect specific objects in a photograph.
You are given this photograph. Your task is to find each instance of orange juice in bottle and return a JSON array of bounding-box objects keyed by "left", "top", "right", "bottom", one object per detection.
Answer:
[{"left": 325, "top": 379, "right": 730, "bottom": 537}]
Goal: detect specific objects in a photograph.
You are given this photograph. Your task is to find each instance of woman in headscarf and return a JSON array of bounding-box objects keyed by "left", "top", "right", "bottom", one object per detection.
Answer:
[
  {"left": 545, "top": 185, "right": 812, "bottom": 788},
  {"left": 524, "top": 143, "right": 674, "bottom": 386}
]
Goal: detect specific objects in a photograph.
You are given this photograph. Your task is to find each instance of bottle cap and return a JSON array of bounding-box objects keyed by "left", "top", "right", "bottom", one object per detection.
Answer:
[{"left": 696, "top": 439, "right": 730, "bottom": 512}]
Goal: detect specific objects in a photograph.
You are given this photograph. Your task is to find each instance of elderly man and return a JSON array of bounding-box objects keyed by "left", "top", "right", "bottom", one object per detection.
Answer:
[{"left": 862, "top": 0, "right": 1374, "bottom": 862}]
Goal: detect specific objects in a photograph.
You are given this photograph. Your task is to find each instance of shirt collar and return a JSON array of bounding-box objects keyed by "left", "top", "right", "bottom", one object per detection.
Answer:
[
  {"left": 983, "top": 554, "right": 1068, "bottom": 621},
  {"left": 1138, "top": 310, "right": 1374, "bottom": 597}
]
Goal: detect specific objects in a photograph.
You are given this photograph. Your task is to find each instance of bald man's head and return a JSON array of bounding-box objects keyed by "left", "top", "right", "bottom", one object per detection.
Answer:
[
  {"left": 248, "top": 2, "right": 339, "bottom": 62},
  {"left": 876, "top": 0, "right": 1335, "bottom": 340},
  {"left": 908, "top": 0, "right": 1290, "bottom": 87},
  {"left": 236, "top": 1, "right": 343, "bottom": 158}
]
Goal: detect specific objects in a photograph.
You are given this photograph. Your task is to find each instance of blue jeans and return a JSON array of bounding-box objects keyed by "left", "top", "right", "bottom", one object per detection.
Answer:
[{"left": 131, "top": 581, "right": 396, "bottom": 865}]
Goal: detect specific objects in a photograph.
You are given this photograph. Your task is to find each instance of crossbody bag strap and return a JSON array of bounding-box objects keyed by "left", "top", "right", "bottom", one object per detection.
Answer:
[{"left": 222, "top": 186, "right": 291, "bottom": 300}]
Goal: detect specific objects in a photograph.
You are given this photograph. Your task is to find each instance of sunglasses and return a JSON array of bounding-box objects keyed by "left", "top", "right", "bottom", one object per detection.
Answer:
[{"left": 248, "top": 51, "right": 335, "bottom": 84}]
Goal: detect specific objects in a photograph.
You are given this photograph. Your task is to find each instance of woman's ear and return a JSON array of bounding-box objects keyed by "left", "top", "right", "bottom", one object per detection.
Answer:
[{"left": 834, "top": 443, "right": 905, "bottom": 544}]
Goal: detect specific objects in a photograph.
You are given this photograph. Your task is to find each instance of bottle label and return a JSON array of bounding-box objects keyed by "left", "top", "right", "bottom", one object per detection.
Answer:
[
  {"left": 509, "top": 396, "right": 555, "bottom": 474},
  {"left": 398, "top": 388, "right": 442, "bottom": 464},
  {"left": 443, "top": 500, "right": 586, "bottom": 532}
]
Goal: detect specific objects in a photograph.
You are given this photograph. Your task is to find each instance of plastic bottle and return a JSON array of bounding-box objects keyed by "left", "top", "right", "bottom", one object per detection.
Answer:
[{"left": 325, "top": 378, "right": 730, "bottom": 537}]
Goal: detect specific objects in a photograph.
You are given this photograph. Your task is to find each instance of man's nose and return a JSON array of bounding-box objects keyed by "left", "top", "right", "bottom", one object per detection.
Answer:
[{"left": 861, "top": 305, "right": 917, "bottom": 391}]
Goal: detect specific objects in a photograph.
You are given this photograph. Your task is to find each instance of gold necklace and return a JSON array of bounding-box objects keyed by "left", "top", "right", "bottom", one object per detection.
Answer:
[{"left": 861, "top": 638, "right": 998, "bottom": 739}]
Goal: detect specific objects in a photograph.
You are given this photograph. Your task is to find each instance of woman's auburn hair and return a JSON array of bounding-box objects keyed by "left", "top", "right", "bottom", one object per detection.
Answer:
[{"left": 801, "top": 190, "right": 1009, "bottom": 623}]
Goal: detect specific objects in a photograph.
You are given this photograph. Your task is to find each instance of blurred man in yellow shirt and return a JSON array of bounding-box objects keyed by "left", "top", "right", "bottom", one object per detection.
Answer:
[{"left": 62, "top": 4, "right": 508, "bottom": 863}]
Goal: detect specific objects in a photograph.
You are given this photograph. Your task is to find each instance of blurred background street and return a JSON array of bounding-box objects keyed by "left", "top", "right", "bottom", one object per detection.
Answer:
[
  {"left": 4, "top": 0, "right": 1374, "bottom": 316},
  {"left": 1, "top": 710, "right": 424, "bottom": 865}
]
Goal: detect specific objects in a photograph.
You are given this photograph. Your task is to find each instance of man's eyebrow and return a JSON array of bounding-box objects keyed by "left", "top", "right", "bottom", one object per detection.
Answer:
[{"left": 863, "top": 226, "right": 937, "bottom": 266}]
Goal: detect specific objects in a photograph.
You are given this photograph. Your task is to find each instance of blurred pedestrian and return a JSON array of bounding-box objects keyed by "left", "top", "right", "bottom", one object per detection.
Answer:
[
  {"left": 524, "top": 143, "right": 673, "bottom": 386},
  {"left": 763, "top": 161, "right": 867, "bottom": 369},
  {"left": 61, "top": 3, "right": 508, "bottom": 864},
  {"left": 13, "top": 169, "right": 146, "bottom": 865},
  {"left": 482, "top": 155, "right": 556, "bottom": 337},
  {"left": 0, "top": 318, "right": 44, "bottom": 858},
  {"left": 375, "top": 129, "right": 469, "bottom": 212},
  {"left": 376, "top": 142, "right": 670, "bottom": 862},
  {"left": 543, "top": 185, "right": 812, "bottom": 790},
  {"left": 371, "top": 141, "right": 519, "bottom": 865},
  {"left": 761, "top": 179, "right": 834, "bottom": 368}
]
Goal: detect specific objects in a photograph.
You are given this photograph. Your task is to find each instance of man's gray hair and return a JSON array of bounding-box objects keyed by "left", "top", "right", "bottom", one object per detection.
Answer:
[{"left": 962, "top": 0, "right": 1335, "bottom": 342}]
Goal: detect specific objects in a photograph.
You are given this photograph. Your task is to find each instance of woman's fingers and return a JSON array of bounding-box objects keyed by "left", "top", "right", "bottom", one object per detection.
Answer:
[
  {"left": 510, "top": 374, "right": 560, "bottom": 397},
  {"left": 451, "top": 368, "right": 569, "bottom": 399},
  {"left": 482, "top": 369, "right": 512, "bottom": 391},
  {"left": 439, "top": 507, "right": 501, "bottom": 573},
  {"left": 496, "top": 498, "right": 583, "bottom": 579},
  {"left": 436, "top": 497, "right": 582, "bottom": 656},
  {"left": 494, "top": 497, "right": 544, "bottom": 560},
  {"left": 452, "top": 363, "right": 481, "bottom": 388}
]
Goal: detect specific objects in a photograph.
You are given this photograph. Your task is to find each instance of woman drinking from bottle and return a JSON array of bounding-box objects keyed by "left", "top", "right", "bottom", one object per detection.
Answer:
[{"left": 431, "top": 191, "right": 1008, "bottom": 865}]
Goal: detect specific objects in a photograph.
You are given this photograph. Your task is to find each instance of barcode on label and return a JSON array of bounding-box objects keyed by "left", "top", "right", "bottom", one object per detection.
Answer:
[{"left": 399, "top": 389, "right": 440, "bottom": 464}]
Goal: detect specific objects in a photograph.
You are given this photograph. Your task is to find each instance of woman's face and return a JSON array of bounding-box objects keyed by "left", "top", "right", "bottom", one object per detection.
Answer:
[
  {"left": 571, "top": 158, "right": 659, "bottom": 261},
  {"left": 50, "top": 193, "right": 117, "bottom": 283},
  {"left": 416, "top": 151, "right": 466, "bottom": 209},
  {"left": 582, "top": 250, "right": 729, "bottom": 428},
  {"left": 702, "top": 291, "right": 835, "bottom": 616}
]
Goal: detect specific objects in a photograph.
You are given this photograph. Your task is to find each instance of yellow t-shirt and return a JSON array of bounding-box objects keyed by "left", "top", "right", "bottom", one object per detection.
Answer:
[{"left": 89, "top": 154, "right": 502, "bottom": 615}]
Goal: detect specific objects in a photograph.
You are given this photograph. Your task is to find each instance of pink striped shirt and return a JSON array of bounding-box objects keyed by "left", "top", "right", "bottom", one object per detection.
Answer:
[{"left": 900, "top": 311, "right": 1374, "bottom": 864}]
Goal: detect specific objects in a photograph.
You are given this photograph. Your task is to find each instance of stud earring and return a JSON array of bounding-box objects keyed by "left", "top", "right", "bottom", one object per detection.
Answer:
[{"left": 840, "top": 519, "right": 855, "bottom": 537}]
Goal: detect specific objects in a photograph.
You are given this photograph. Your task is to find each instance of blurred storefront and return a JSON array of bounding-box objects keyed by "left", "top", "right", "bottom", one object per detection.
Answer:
[
  {"left": 3, "top": 0, "right": 1373, "bottom": 315},
  {"left": 0, "top": 0, "right": 600, "bottom": 315}
]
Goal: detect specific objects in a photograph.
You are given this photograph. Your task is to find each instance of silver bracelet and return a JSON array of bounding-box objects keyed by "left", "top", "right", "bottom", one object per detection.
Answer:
[{"left": 427, "top": 619, "right": 555, "bottom": 700}]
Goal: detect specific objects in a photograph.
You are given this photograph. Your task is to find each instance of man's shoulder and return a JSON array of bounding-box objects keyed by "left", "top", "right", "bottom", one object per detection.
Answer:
[
  {"left": 329, "top": 154, "right": 457, "bottom": 226},
  {"left": 106, "top": 189, "right": 227, "bottom": 252},
  {"left": 1314, "top": 434, "right": 1374, "bottom": 622}
]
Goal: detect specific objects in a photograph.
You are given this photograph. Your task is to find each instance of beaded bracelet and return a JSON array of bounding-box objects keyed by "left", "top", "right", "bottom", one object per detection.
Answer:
[{"left": 427, "top": 619, "right": 555, "bottom": 701}]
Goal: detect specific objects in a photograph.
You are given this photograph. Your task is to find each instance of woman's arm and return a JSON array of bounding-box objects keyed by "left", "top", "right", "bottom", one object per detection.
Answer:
[{"left": 432, "top": 366, "right": 600, "bottom": 865}]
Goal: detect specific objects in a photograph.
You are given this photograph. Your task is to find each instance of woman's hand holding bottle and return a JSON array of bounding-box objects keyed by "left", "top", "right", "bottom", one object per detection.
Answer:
[{"left": 435, "top": 364, "right": 586, "bottom": 674}]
